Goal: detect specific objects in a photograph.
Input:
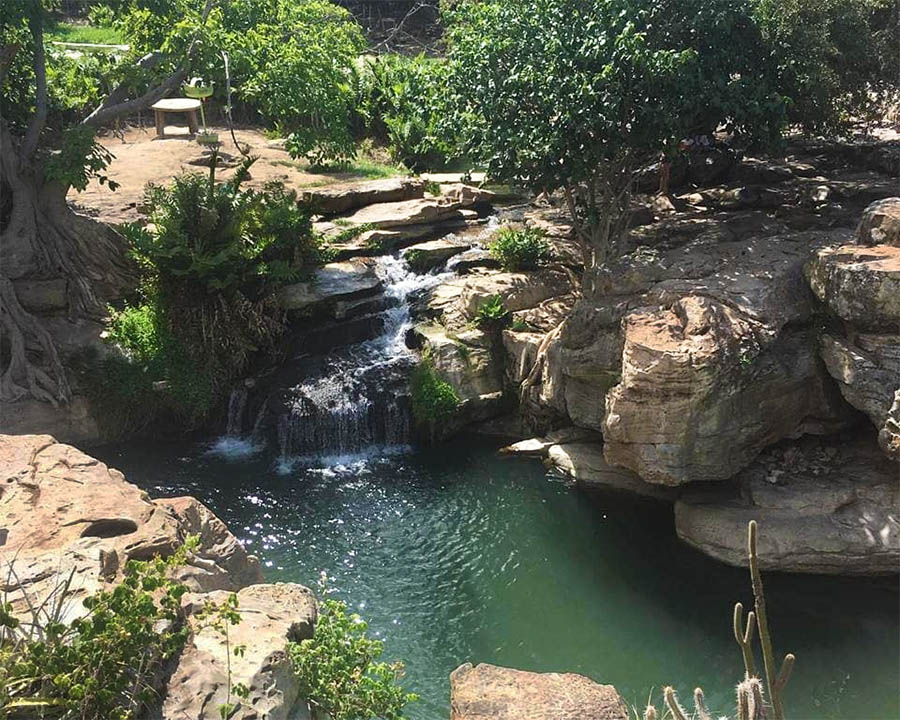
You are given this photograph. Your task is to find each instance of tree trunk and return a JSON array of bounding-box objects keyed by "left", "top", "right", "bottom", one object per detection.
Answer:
[{"left": 0, "top": 136, "right": 134, "bottom": 405}]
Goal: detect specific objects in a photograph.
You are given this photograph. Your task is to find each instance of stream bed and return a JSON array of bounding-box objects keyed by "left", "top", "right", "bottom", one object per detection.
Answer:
[{"left": 96, "top": 438, "right": 899, "bottom": 720}]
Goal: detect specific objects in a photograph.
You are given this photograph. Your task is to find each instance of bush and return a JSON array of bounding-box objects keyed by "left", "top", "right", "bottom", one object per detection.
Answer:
[
  {"left": 98, "top": 156, "right": 322, "bottom": 433},
  {"left": 473, "top": 295, "right": 510, "bottom": 329},
  {"left": 0, "top": 546, "right": 192, "bottom": 720},
  {"left": 355, "top": 54, "right": 453, "bottom": 171},
  {"left": 410, "top": 357, "right": 460, "bottom": 434},
  {"left": 287, "top": 578, "right": 417, "bottom": 720},
  {"left": 489, "top": 226, "right": 550, "bottom": 271}
]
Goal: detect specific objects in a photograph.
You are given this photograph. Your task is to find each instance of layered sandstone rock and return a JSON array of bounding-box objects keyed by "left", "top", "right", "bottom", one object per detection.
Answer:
[
  {"left": 0, "top": 434, "right": 262, "bottom": 623},
  {"left": 450, "top": 663, "right": 628, "bottom": 720},
  {"left": 675, "top": 434, "right": 899, "bottom": 575},
  {"left": 299, "top": 176, "right": 426, "bottom": 215},
  {"left": 161, "top": 583, "right": 317, "bottom": 720}
]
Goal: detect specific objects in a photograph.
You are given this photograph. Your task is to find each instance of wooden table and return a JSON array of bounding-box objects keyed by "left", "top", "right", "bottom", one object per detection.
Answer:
[{"left": 151, "top": 98, "right": 202, "bottom": 137}]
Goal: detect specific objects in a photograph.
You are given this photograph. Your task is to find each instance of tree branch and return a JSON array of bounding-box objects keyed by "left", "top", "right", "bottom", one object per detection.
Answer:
[
  {"left": 21, "top": 1, "right": 47, "bottom": 158},
  {"left": 82, "top": 0, "right": 216, "bottom": 128}
]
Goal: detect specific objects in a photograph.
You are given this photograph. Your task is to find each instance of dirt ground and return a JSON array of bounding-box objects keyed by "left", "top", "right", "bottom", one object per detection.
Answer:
[{"left": 67, "top": 124, "right": 400, "bottom": 224}]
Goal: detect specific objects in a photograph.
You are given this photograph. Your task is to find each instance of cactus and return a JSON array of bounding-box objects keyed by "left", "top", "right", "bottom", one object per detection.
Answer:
[
  {"left": 642, "top": 521, "right": 794, "bottom": 720},
  {"left": 748, "top": 520, "right": 794, "bottom": 720}
]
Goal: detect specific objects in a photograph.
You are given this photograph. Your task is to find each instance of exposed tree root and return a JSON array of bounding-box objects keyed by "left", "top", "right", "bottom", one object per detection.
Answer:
[{"left": 0, "top": 276, "right": 70, "bottom": 405}]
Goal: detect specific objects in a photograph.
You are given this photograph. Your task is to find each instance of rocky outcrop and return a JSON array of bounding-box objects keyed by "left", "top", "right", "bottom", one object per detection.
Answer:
[
  {"left": 0, "top": 434, "right": 263, "bottom": 623},
  {"left": 300, "top": 176, "right": 426, "bottom": 214},
  {"left": 450, "top": 663, "right": 628, "bottom": 720},
  {"left": 161, "top": 583, "right": 317, "bottom": 720},
  {"left": 806, "top": 213, "right": 900, "bottom": 460},
  {"left": 675, "top": 434, "right": 899, "bottom": 575},
  {"left": 855, "top": 196, "right": 900, "bottom": 247},
  {"left": 279, "top": 259, "right": 382, "bottom": 316},
  {"left": 403, "top": 237, "right": 474, "bottom": 273}
]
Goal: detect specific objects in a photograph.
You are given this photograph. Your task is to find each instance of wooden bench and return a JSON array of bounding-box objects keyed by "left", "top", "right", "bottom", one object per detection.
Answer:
[{"left": 151, "top": 98, "right": 202, "bottom": 137}]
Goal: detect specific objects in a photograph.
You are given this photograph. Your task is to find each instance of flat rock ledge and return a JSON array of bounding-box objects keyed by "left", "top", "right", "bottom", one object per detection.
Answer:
[
  {"left": 450, "top": 663, "right": 628, "bottom": 720},
  {"left": 674, "top": 434, "right": 900, "bottom": 575}
]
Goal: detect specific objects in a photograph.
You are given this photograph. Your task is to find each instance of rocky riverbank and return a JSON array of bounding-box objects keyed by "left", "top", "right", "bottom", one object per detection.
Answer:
[{"left": 0, "top": 433, "right": 632, "bottom": 720}]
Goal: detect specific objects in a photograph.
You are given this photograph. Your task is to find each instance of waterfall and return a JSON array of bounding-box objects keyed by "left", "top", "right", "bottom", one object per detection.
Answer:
[
  {"left": 225, "top": 387, "right": 248, "bottom": 437},
  {"left": 274, "top": 254, "right": 450, "bottom": 463}
]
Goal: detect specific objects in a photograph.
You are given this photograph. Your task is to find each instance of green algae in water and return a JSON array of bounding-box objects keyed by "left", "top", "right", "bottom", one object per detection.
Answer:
[{"left": 97, "top": 439, "right": 900, "bottom": 720}]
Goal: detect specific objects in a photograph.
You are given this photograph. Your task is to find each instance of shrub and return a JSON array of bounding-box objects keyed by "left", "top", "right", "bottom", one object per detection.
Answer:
[
  {"left": 287, "top": 577, "right": 417, "bottom": 720},
  {"left": 473, "top": 295, "right": 510, "bottom": 329},
  {"left": 98, "top": 155, "right": 322, "bottom": 433},
  {"left": 489, "top": 226, "right": 550, "bottom": 271},
  {"left": 410, "top": 357, "right": 460, "bottom": 433},
  {"left": 0, "top": 546, "right": 192, "bottom": 720},
  {"left": 355, "top": 54, "right": 453, "bottom": 171}
]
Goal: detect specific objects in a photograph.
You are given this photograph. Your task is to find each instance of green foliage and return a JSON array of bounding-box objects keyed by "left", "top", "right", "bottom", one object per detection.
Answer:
[
  {"left": 44, "top": 126, "right": 119, "bottom": 192},
  {"left": 45, "top": 20, "right": 123, "bottom": 44},
  {"left": 0, "top": 545, "right": 193, "bottom": 720},
  {"left": 410, "top": 356, "right": 460, "bottom": 432},
  {"left": 489, "top": 226, "right": 550, "bottom": 271},
  {"left": 195, "top": 593, "right": 249, "bottom": 719},
  {"left": 95, "top": 156, "right": 321, "bottom": 433},
  {"left": 287, "top": 576, "right": 417, "bottom": 720},
  {"left": 754, "top": 0, "right": 899, "bottom": 133},
  {"left": 473, "top": 295, "right": 510, "bottom": 329},
  {"left": 355, "top": 54, "right": 453, "bottom": 171}
]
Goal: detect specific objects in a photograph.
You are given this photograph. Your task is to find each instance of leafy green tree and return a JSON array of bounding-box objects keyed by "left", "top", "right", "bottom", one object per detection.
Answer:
[{"left": 442, "top": 0, "right": 785, "bottom": 268}]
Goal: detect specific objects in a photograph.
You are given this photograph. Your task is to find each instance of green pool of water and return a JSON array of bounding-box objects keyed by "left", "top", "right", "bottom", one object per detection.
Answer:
[{"left": 96, "top": 439, "right": 899, "bottom": 719}]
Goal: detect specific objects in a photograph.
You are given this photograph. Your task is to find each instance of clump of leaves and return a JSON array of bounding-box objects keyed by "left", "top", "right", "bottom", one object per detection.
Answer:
[
  {"left": 0, "top": 544, "right": 194, "bottom": 720},
  {"left": 410, "top": 354, "right": 460, "bottom": 438},
  {"left": 488, "top": 226, "right": 550, "bottom": 271},
  {"left": 287, "top": 574, "right": 417, "bottom": 720},
  {"left": 473, "top": 294, "right": 510, "bottom": 329}
]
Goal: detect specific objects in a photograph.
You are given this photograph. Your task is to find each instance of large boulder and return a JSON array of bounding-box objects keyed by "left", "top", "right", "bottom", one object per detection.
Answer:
[
  {"left": 855, "top": 197, "right": 900, "bottom": 247},
  {"left": 602, "top": 294, "right": 847, "bottom": 485},
  {"left": 0, "top": 434, "right": 262, "bottom": 623},
  {"left": 335, "top": 197, "right": 479, "bottom": 230},
  {"left": 675, "top": 434, "right": 899, "bottom": 575},
  {"left": 806, "top": 244, "right": 900, "bottom": 329},
  {"left": 160, "top": 583, "right": 317, "bottom": 720},
  {"left": 450, "top": 663, "right": 628, "bottom": 720},
  {"left": 459, "top": 270, "right": 572, "bottom": 320}
]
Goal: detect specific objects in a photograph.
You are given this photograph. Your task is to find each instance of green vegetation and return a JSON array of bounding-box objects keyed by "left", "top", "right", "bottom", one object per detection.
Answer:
[
  {"left": 473, "top": 295, "right": 510, "bottom": 329},
  {"left": 0, "top": 545, "right": 193, "bottom": 719},
  {"left": 410, "top": 355, "right": 460, "bottom": 436},
  {"left": 45, "top": 21, "right": 123, "bottom": 45},
  {"left": 642, "top": 521, "right": 794, "bottom": 720},
  {"left": 489, "top": 226, "right": 550, "bottom": 271},
  {"left": 96, "top": 156, "right": 322, "bottom": 433},
  {"left": 287, "top": 575, "right": 417, "bottom": 720}
]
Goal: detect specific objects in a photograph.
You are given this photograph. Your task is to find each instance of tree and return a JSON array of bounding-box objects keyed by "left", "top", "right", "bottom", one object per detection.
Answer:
[
  {"left": 442, "top": 0, "right": 786, "bottom": 273},
  {"left": 0, "top": 0, "right": 216, "bottom": 406},
  {"left": 0, "top": 0, "right": 361, "bottom": 410}
]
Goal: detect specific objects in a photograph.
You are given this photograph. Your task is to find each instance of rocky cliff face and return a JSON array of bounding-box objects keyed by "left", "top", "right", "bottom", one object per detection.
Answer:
[{"left": 418, "top": 140, "right": 900, "bottom": 575}]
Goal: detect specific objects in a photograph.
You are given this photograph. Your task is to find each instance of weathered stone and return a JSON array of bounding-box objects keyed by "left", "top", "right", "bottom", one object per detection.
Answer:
[
  {"left": 0, "top": 435, "right": 262, "bottom": 624},
  {"left": 300, "top": 177, "right": 425, "bottom": 215},
  {"left": 603, "top": 295, "right": 848, "bottom": 485},
  {"left": 855, "top": 197, "right": 900, "bottom": 247},
  {"left": 502, "top": 330, "right": 542, "bottom": 385},
  {"left": 161, "top": 583, "right": 317, "bottom": 720},
  {"left": 279, "top": 259, "right": 381, "bottom": 314},
  {"left": 880, "top": 390, "right": 900, "bottom": 460},
  {"left": 450, "top": 663, "right": 628, "bottom": 720},
  {"left": 336, "top": 197, "right": 479, "bottom": 230},
  {"left": 403, "top": 237, "right": 473, "bottom": 273},
  {"left": 499, "top": 427, "right": 599, "bottom": 457},
  {"left": 548, "top": 442, "right": 678, "bottom": 499},
  {"left": 820, "top": 333, "right": 899, "bottom": 433},
  {"left": 459, "top": 270, "right": 572, "bottom": 319},
  {"left": 806, "top": 244, "right": 900, "bottom": 329},
  {"left": 447, "top": 247, "right": 501, "bottom": 273},
  {"left": 0, "top": 396, "right": 101, "bottom": 446},
  {"left": 416, "top": 325, "right": 502, "bottom": 402},
  {"left": 675, "top": 435, "right": 899, "bottom": 575},
  {"left": 439, "top": 183, "right": 497, "bottom": 206}
]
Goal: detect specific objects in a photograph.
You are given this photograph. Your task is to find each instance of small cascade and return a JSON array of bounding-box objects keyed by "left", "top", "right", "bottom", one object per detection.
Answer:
[
  {"left": 274, "top": 254, "right": 450, "bottom": 461},
  {"left": 225, "top": 387, "right": 248, "bottom": 437}
]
